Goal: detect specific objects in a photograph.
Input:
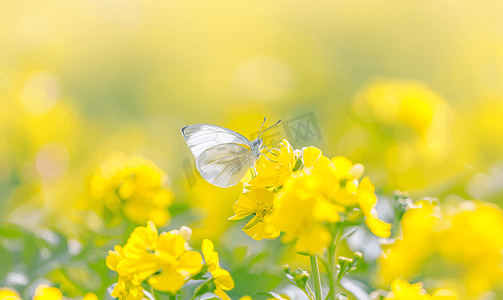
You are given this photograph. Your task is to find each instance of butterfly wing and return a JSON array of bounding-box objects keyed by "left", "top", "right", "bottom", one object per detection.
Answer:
[
  {"left": 195, "top": 143, "right": 256, "bottom": 188},
  {"left": 181, "top": 124, "right": 253, "bottom": 157}
]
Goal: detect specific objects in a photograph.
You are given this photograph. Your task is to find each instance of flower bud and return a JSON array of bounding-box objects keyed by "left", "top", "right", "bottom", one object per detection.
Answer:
[
  {"left": 338, "top": 256, "right": 352, "bottom": 264},
  {"left": 283, "top": 264, "right": 291, "bottom": 274},
  {"left": 348, "top": 163, "right": 364, "bottom": 179},
  {"left": 299, "top": 272, "right": 310, "bottom": 280},
  {"left": 179, "top": 226, "right": 192, "bottom": 241}
]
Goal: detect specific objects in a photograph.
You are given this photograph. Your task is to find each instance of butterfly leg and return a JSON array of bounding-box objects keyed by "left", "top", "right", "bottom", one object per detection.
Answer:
[
  {"left": 260, "top": 152, "right": 278, "bottom": 164},
  {"left": 263, "top": 145, "right": 278, "bottom": 156}
]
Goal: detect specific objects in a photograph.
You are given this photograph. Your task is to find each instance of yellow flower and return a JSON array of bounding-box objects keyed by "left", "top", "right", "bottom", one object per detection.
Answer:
[
  {"left": 379, "top": 200, "right": 503, "bottom": 296},
  {"left": 90, "top": 153, "right": 173, "bottom": 227},
  {"left": 379, "top": 200, "right": 440, "bottom": 285},
  {"left": 202, "top": 239, "right": 235, "bottom": 300},
  {"left": 243, "top": 139, "right": 297, "bottom": 188},
  {"left": 110, "top": 277, "right": 145, "bottom": 300},
  {"left": 32, "top": 285, "right": 63, "bottom": 300},
  {"left": 0, "top": 288, "right": 21, "bottom": 300},
  {"left": 383, "top": 279, "right": 457, "bottom": 300},
  {"left": 82, "top": 293, "right": 99, "bottom": 300},
  {"left": 265, "top": 146, "right": 390, "bottom": 253},
  {"left": 266, "top": 174, "right": 344, "bottom": 255},
  {"left": 228, "top": 187, "right": 280, "bottom": 240},
  {"left": 148, "top": 231, "right": 203, "bottom": 294},
  {"left": 107, "top": 221, "right": 203, "bottom": 296}
]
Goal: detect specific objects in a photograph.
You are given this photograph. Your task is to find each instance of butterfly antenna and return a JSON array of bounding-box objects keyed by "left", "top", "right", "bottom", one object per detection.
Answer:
[
  {"left": 258, "top": 119, "right": 282, "bottom": 138},
  {"left": 256, "top": 117, "right": 267, "bottom": 138}
]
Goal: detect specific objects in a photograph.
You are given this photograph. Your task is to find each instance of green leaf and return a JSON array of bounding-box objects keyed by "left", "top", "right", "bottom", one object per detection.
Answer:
[
  {"left": 0, "top": 222, "right": 25, "bottom": 238},
  {"left": 23, "top": 234, "right": 40, "bottom": 270}
]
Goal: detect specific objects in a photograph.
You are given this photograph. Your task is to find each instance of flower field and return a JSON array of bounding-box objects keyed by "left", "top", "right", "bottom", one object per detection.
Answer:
[{"left": 1, "top": 1, "right": 503, "bottom": 300}]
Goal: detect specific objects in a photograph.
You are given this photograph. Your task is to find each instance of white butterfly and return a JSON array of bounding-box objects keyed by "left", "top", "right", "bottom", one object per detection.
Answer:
[{"left": 181, "top": 118, "right": 281, "bottom": 188}]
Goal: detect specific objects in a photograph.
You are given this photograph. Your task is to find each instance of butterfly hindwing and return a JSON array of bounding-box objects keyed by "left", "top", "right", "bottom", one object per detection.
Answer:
[{"left": 195, "top": 143, "right": 255, "bottom": 188}]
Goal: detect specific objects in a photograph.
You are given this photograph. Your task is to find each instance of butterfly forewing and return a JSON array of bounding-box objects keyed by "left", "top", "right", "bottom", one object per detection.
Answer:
[
  {"left": 181, "top": 124, "right": 252, "bottom": 157},
  {"left": 196, "top": 143, "right": 255, "bottom": 188}
]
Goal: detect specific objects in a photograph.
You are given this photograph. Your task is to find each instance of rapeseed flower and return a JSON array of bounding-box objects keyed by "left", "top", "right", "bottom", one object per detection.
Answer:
[
  {"left": 90, "top": 153, "right": 173, "bottom": 227},
  {"left": 379, "top": 199, "right": 503, "bottom": 296},
  {"left": 32, "top": 285, "right": 64, "bottom": 300},
  {"left": 243, "top": 139, "right": 297, "bottom": 188},
  {"left": 382, "top": 279, "right": 457, "bottom": 300},
  {"left": 261, "top": 145, "right": 390, "bottom": 254},
  {"left": 228, "top": 187, "right": 280, "bottom": 240},
  {"left": 202, "top": 239, "right": 235, "bottom": 300},
  {"left": 107, "top": 221, "right": 204, "bottom": 297},
  {"left": 0, "top": 288, "right": 21, "bottom": 300}
]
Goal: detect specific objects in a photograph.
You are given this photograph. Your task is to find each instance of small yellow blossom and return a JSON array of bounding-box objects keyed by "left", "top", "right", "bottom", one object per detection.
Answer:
[
  {"left": 202, "top": 239, "right": 235, "bottom": 300},
  {"left": 243, "top": 139, "right": 297, "bottom": 188},
  {"left": 32, "top": 285, "right": 64, "bottom": 300},
  {"left": 148, "top": 231, "right": 203, "bottom": 293},
  {"left": 228, "top": 187, "right": 280, "bottom": 240},
  {"left": 265, "top": 145, "right": 390, "bottom": 254},
  {"left": 107, "top": 221, "right": 204, "bottom": 297},
  {"left": 0, "top": 288, "right": 22, "bottom": 300},
  {"left": 89, "top": 153, "right": 173, "bottom": 227},
  {"left": 82, "top": 292, "right": 99, "bottom": 300},
  {"left": 379, "top": 200, "right": 503, "bottom": 296},
  {"left": 383, "top": 279, "right": 457, "bottom": 300}
]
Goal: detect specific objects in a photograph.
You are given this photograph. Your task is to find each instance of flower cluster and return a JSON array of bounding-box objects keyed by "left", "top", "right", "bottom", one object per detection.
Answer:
[
  {"left": 106, "top": 221, "right": 234, "bottom": 299},
  {"left": 0, "top": 285, "right": 98, "bottom": 300},
  {"left": 89, "top": 153, "right": 173, "bottom": 227},
  {"left": 375, "top": 279, "right": 457, "bottom": 300},
  {"left": 230, "top": 140, "right": 391, "bottom": 254},
  {"left": 379, "top": 199, "right": 503, "bottom": 296}
]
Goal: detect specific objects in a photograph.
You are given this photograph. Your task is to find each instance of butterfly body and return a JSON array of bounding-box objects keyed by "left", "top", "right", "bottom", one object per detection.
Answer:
[{"left": 181, "top": 120, "right": 279, "bottom": 188}]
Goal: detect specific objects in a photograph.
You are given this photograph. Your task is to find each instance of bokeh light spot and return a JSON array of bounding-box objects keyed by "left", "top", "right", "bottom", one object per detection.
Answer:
[{"left": 20, "top": 72, "right": 60, "bottom": 115}]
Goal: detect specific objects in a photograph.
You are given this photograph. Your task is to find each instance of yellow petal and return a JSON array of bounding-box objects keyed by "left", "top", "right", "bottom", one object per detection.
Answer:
[
  {"left": 331, "top": 156, "right": 353, "bottom": 179},
  {"left": 302, "top": 147, "right": 322, "bottom": 169},
  {"left": 148, "top": 271, "right": 186, "bottom": 294},
  {"left": 231, "top": 192, "right": 260, "bottom": 220},
  {"left": 432, "top": 289, "right": 458, "bottom": 300},
  {"left": 359, "top": 176, "right": 375, "bottom": 193},
  {"left": 212, "top": 268, "right": 235, "bottom": 290},
  {"left": 177, "top": 251, "right": 203, "bottom": 276},
  {"left": 366, "top": 216, "right": 392, "bottom": 238},
  {"left": 201, "top": 239, "right": 215, "bottom": 263},
  {"left": 249, "top": 187, "right": 275, "bottom": 208},
  {"left": 106, "top": 246, "right": 123, "bottom": 271},
  {"left": 313, "top": 196, "right": 342, "bottom": 223},
  {"left": 213, "top": 287, "right": 232, "bottom": 300},
  {"left": 133, "top": 255, "right": 161, "bottom": 283},
  {"left": 0, "top": 288, "right": 21, "bottom": 300},
  {"left": 157, "top": 232, "right": 186, "bottom": 259},
  {"left": 116, "top": 259, "right": 138, "bottom": 276},
  {"left": 358, "top": 191, "right": 378, "bottom": 215},
  {"left": 33, "top": 285, "right": 63, "bottom": 300},
  {"left": 346, "top": 179, "right": 359, "bottom": 195},
  {"left": 151, "top": 190, "right": 173, "bottom": 207},
  {"left": 83, "top": 292, "right": 99, "bottom": 300}
]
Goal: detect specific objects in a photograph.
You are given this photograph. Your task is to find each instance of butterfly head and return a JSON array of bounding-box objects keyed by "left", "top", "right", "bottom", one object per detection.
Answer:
[{"left": 250, "top": 138, "right": 263, "bottom": 158}]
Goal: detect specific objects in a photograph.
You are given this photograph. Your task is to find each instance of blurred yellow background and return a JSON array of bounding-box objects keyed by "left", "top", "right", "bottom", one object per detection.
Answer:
[{"left": 1, "top": 1, "right": 503, "bottom": 299}]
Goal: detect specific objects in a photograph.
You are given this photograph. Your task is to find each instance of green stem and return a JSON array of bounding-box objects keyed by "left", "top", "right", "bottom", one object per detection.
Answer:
[
  {"left": 150, "top": 285, "right": 157, "bottom": 300},
  {"left": 310, "top": 255, "right": 323, "bottom": 300},
  {"left": 306, "top": 284, "right": 316, "bottom": 300},
  {"left": 327, "top": 229, "right": 342, "bottom": 300}
]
